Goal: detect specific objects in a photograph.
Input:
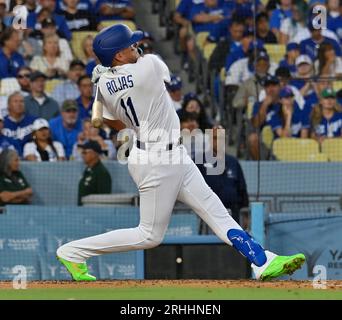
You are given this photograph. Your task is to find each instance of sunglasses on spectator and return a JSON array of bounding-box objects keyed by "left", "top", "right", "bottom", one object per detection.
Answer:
[{"left": 17, "top": 74, "right": 31, "bottom": 79}]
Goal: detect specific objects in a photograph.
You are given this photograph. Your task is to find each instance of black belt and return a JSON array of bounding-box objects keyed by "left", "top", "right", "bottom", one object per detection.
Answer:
[{"left": 136, "top": 137, "right": 182, "bottom": 151}]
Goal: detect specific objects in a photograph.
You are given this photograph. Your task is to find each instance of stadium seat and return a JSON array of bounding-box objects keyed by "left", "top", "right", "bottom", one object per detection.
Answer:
[
  {"left": 40, "top": 252, "right": 100, "bottom": 280},
  {"left": 322, "top": 139, "right": 342, "bottom": 161},
  {"left": 0, "top": 77, "right": 20, "bottom": 95},
  {"left": 203, "top": 43, "right": 216, "bottom": 61},
  {"left": 272, "top": 138, "right": 321, "bottom": 161},
  {"left": 71, "top": 31, "right": 98, "bottom": 60},
  {"left": 98, "top": 251, "right": 138, "bottom": 279},
  {"left": 0, "top": 250, "right": 42, "bottom": 280},
  {"left": 333, "top": 81, "right": 342, "bottom": 92},
  {"left": 195, "top": 32, "right": 209, "bottom": 51},
  {"left": 261, "top": 126, "right": 274, "bottom": 149},
  {"left": 264, "top": 44, "right": 286, "bottom": 64},
  {"left": 98, "top": 20, "right": 137, "bottom": 31},
  {"left": 45, "top": 79, "right": 63, "bottom": 94}
]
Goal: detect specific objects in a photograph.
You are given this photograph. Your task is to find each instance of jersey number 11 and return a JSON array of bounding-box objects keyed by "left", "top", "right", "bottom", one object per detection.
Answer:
[{"left": 120, "top": 97, "right": 140, "bottom": 127}]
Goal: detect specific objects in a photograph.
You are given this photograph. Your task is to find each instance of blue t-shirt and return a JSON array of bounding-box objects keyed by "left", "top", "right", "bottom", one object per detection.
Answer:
[
  {"left": 303, "top": 92, "right": 319, "bottom": 118},
  {"left": 252, "top": 101, "right": 281, "bottom": 129},
  {"left": 327, "top": 14, "right": 342, "bottom": 45},
  {"left": 49, "top": 116, "right": 82, "bottom": 159},
  {"left": 269, "top": 8, "right": 292, "bottom": 30},
  {"left": 176, "top": 0, "right": 204, "bottom": 20},
  {"left": 313, "top": 112, "right": 342, "bottom": 138},
  {"left": 56, "top": 0, "right": 93, "bottom": 14},
  {"left": 299, "top": 37, "right": 342, "bottom": 61},
  {"left": 2, "top": 114, "right": 36, "bottom": 156},
  {"left": 269, "top": 102, "right": 310, "bottom": 138},
  {"left": 76, "top": 96, "right": 94, "bottom": 121},
  {"left": 0, "top": 135, "right": 17, "bottom": 153},
  {"left": 0, "top": 49, "right": 25, "bottom": 79},
  {"left": 279, "top": 59, "right": 297, "bottom": 76},
  {"left": 290, "top": 78, "right": 306, "bottom": 91},
  {"left": 190, "top": 2, "right": 229, "bottom": 33},
  {"left": 207, "top": 18, "right": 230, "bottom": 42},
  {"left": 95, "top": 0, "right": 133, "bottom": 21}
]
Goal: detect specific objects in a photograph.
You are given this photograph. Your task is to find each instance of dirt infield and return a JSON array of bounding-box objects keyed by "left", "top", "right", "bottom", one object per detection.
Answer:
[{"left": 1, "top": 280, "right": 341, "bottom": 290}]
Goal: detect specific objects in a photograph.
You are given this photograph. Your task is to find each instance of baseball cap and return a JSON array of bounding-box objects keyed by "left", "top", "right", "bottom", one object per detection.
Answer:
[
  {"left": 321, "top": 88, "right": 336, "bottom": 99},
  {"left": 41, "top": 17, "right": 56, "bottom": 28},
  {"left": 33, "top": 118, "right": 49, "bottom": 131},
  {"left": 263, "top": 74, "right": 280, "bottom": 86},
  {"left": 166, "top": 75, "right": 182, "bottom": 91},
  {"left": 256, "top": 50, "right": 270, "bottom": 62},
  {"left": 295, "top": 55, "right": 312, "bottom": 66},
  {"left": 62, "top": 99, "right": 78, "bottom": 112},
  {"left": 279, "top": 86, "right": 294, "bottom": 98},
  {"left": 286, "top": 42, "right": 299, "bottom": 52},
  {"left": 69, "top": 59, "right": 86, "bottom": 69},
  {"left": 142, "top": 31, "right": 154, "bottom": 41},
  {"left": 78, "top": 140, "right": 102, "bottom": 154},
  {"left": 30, "top": 71, "right": 47, "bottom": 82}
]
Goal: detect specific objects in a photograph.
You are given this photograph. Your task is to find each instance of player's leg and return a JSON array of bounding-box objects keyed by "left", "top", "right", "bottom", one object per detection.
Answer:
[{"left": 177, "top": 159, "right": 305, "bottom": 280}]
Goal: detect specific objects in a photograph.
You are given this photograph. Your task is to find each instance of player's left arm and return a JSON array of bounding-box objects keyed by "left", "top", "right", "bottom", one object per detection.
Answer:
[{"left": 103, "top": 118, "right": 126, "bottom": 131}]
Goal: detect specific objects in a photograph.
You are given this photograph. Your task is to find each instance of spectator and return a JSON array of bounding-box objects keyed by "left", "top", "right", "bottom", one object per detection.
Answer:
[
  {"left": 0, "top": 28, "right": 25, "bottom": 79},
  {"left": 56, "top": 0, "right": 93, "bottom": 13},
  {"left": 61, "top": 0, "right": 97, "bottom": 31},
  {"left": 77, "top": 140, "right": 112, "bottom": 206},
  {"left": 315, "top": 42, "right": 342, "bottom": 77},
  {"left": 256, "top": 12, "right": 277, "bottom": 44},
  {"left": 178, "top": 92, "right": 213, "bottom": 131},
  {"left": 269, "top": 86, "right": 309, "bottom": 138},
  {"left": 23, "top": 118, "right": 66, "bottom": 161},
  {"left": 137, "top": 31, "right": 156, "bottom": 55},
  {"left": 71, "top": 118, "right": 116, "bottom": 161},
  {"left": 327, "top": 0, "right": 342, "bottom": 44},
  {"left": 197, "top": 126, "right": 249, "bottom": 224},
  {"left": 279, "top": 42, "right": 300, "bottom": 76},
  {"left": 0, "top": 1, "right": 9, "bottom": 33},
  {"left": 3, "top": 92, "right": 36, "bottom": 156},
  {"left": 15, "top": 66, "right": 32, "bottom": 97},
  {"left": 291, "top": 55, "right": 315, "bottom": 97},
  {"left": 249, "top": 75, "right": 281, "bottom": 160},
  {"left": 166, "top": 74, "right": 183, "bottom": 111},
  {"left": 0, "top": 114, "right": 16, "bottom": 153},
  {"left": 0, "top": 149, "right": 33, "bottom": 206},
  {"left": 51, "top": 59, "right": 86, "bottom": 106},
  {"left": 95, "top": 0, "right": 136, "bottom": 21},
  {"left": 269, "top": 0, "right": 292, "bottom": 40},
  {"left": 76, "top": 75, "right": 94, "bottom": 120},
  {"left": 82, "top": 34, "right": 96, "bottom": 65},
  {"left": 310, "top": 88, "right": 342, "bottom": 143},
  {"left": 30, "top": 34, "right": 69, "bottom": 79},
  {"left": 24, "top": 71, "right": 60, "bottom": 120},
  {"left": 299, "top": 21, "right": 342, "bottom": 62},
  {"left": 49, "top": 99, "right": 82, "bottom": 159}
]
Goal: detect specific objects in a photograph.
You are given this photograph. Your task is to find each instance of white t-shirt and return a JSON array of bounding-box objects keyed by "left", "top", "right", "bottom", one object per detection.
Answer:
[
  {"left": 98, "top": 54, "right": 181, "bottom": 143},
  {"left": 23, "top": 141, "right": 65, "bottom": 161}
]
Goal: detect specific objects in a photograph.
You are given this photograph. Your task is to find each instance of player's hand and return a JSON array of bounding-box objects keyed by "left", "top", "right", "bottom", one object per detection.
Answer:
[{"left": 91, "top": 64, "right": 110, "bottom": 84}]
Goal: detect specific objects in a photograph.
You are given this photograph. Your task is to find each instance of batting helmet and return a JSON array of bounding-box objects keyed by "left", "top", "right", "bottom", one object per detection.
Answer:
[{"left": 93, "top": 24, "right": 144, "bottom": 67}]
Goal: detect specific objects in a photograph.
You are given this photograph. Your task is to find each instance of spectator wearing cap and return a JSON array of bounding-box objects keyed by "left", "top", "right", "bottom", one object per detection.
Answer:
[
  {"left": 269, "top": 0, "right": 292, "bottom": 40},
  {"left": 77, "top": 140, "right": 112, "bottom": 206},
  {"left": 16, "top": 66, "right": 32, "bottom": 97},
  {"left": 51, "top": 59, "right": 86, "bottom": 107},
  {"left": 269, "top": 86, "right": 309, "bottom": 139},
  {"left": 310, "top": 88, "right": 342, "bottom": 143},
  {"left": 62, "top": 0, "right": 97, "bottom": 31},
  {"left": 3, "top": 92, "right": 36, "bottom": 156},
  {"left": 279, "top": 43, "right": 300, "bottom": 76},
  {"left": 49, "top": 99, "right": 82, "bottom": 159},
  {"left": 137, "top": 31, "right": 156, "bottom": 55},
  {"left": 178, "top": 92, "right": 213, "bottom": 132},
  {"left": 0, "top": 114, "right": 17, "bottom": 153},
  {"left": 24, "top": 71, "right": 60, "bottom": 121},
  {"left": 95, "top": 0, "right": 135, "bottom": 21},
  {"left": 299, "top": 21, "right": 342, "bottom": 62},
  {"left": 315, "top": 42, "right": 342, "bottom": 77},
  {"left": 0, "top": 28, "right": 25, "bottom": 79},
  {"left": 166, "top": 74, "right": 183, "bottom": 111},
  {"left": 256, "top": 12, "right": 277, "bottom": 44},
  {"left": 71, "top": 118, "right": 116, "bottom": 161},
  {"left": 0, "top": 149, "right": 33, "bottom": 206},
  {"left": 23, "top": 118, "right": 65, "bottom": 161},
  {"left": 291, "top": 55, "right": 315, "bottom": 96},
  {"left": 76, "top": 75, "right": 94, "bottom": 121},
  {"left": 249, "top": 75, "right": 281, "bottom": 160},
  {"left": 30, "top": 34, "right": 69, "bottom": 79}
]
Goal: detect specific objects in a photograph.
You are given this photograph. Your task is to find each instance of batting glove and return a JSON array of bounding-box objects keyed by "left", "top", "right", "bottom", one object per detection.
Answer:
[{"left": 91, "top": 64, "right": 110, "bottom": 84}]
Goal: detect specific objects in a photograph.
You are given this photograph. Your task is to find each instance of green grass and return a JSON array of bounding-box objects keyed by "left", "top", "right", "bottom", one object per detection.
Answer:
[{"left": 0, "top": 287, "right": 341, "bottom": 300}]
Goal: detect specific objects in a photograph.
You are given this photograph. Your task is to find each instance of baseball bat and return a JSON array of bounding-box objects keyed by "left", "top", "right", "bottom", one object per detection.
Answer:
[{"left": 91, "top": 84, "right": 103, "bottom": 128}]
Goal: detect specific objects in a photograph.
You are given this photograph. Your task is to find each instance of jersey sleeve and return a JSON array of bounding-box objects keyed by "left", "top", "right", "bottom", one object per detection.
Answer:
[
  {"left": 23, "top": 142, "right": 36, "bottom": 158},
  {"left": 54, "top": 141, "right": 66, "bottom": 158},
  {"left": 147, "top": 54, "right": 171, "bottom": 83},
  {"left": 98, "top": 86, "right": 117, "bottom": 121}
]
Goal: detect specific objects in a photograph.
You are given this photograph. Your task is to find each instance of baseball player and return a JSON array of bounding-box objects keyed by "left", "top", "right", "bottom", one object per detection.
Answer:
[{"left": 56, "top": 24, "right": 305, "bottom": 281}]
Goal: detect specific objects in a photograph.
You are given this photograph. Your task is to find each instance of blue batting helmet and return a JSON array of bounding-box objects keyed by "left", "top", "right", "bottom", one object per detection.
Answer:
[{"left": 93, "top": 24, "right": 144, "bottom": 67}]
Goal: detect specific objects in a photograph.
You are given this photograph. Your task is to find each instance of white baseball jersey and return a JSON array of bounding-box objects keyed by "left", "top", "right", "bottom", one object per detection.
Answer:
[{"left": 98, "top": 54, "right": 180, "bottom": 143}]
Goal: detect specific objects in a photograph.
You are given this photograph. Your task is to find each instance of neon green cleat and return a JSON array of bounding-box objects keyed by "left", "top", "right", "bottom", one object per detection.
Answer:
[
  {"left": 260, "top": 253, "right": 306, "bottom": 281},
  {"left": 57, "top": 256, "right": 96, "bottom": 281}
]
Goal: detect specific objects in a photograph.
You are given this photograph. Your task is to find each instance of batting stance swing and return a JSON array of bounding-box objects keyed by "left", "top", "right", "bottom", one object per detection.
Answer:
[{"left": 57, "top": 24, "right": 305, "bottom": 281}]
